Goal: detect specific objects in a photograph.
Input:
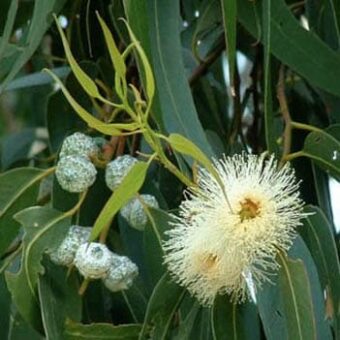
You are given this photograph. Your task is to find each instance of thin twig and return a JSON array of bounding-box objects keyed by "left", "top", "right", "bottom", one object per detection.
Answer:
[{"left": 189, "top": 40, "right": 225, "bottom": 86}]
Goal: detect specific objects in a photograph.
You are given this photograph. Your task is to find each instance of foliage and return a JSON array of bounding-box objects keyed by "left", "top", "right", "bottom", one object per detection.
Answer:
[{"left": 0, "top": 0, "right": 339, "bottom": 339}]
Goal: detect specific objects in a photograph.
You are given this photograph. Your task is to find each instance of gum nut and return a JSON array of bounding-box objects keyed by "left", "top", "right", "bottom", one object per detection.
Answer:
[
  {"left": 50, "top": 226, "right": 92, "bottom": 266},
  {"left": 56, "top": 155, "right": 97, "bottom": 193},
  {"left": 103, "top": 254, "right": 138, "bottom": 292},
  {"left": 105, "top": 155, "right": 138, "bottom": 191},
  {"left": 59, "top": 132, "right": 99, "bottom": 159},
  {"left": 120, "top": 194, "right": 159, "bottom": 230},
  {"left": 74, "top": 242, "right": 112, "bottom": 279}
]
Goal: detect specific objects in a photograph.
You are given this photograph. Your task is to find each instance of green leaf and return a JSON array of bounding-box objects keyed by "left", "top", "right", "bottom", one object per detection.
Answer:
[
  {"left": 173, "top": 301, "right": 200, "bottom": 340},
  {"left": 0, "top": 168, "right": 44, "bottom": 255},
  {"left": 257, "top": 237, "right": 332, "bottom": 340},
  {"left": 302, "top": 127, "right": 340, "bottom": 179},
  {"left": 5, "top": 206, "right": 71, "bottom": 331},
  {"left": 4, "top": 67, "right": 70, "bottom": 92},
  {"left": 91, "top": 162, "right": 149, "bottom": 241},
  {"left": 0, "top": 0, "right": 67, "bottom": 92},
  {"left": 0, "top": 0, "right": 18, "bottom": 61},
  {"left": 139, "top": 273, "right": 185, "bottom": 340},
  {"left": 220, "top": 0, "right": 237, "bottom": 91},
  {"left": 38, "top": 260, "right": 82, "bottom": 340},
  {"left": 166, "top": 133, "right": 229, "bottom": 197},
  {"left": 312, "top": 164, "right": 334, "bottom": 223},
  {"left": 64, "top": 320, "right": 142, "bottom": 340},
  {"left": 305, "top": 0, "right": 340, "bottom": 50},
  {"left": 123, "top": 19, "right": 155, "bottom": 109},
  {"left": 262, "top": 0, "right": 277, "bottom": 153},
  {"left": 96, "top": 13, "right": 127, "bottom": 100},
  {"left": 1, "top": 128, "right": 36, "bottom": 169},
  {"left": 44, "top": 69, "right": 125, "bottom": 136},
  {"left": 0, "top": 275, "right": 11, "bottom": 339},
  {"left": 7, "top": 312, "right": 44, "bottom": 340},
  {"left": 54, "top": 15, "right": 104, "bottom": 101},
  {"left": 301, "top": 205, "right": 340, "bottom": 337},
  {"left": 124, "top": 0, "right": 214, "bottom": 158},
  {"left": 211, "top": 297, "right": 260, "bottom": 340},
  {"left": 144, "top": 208, "right": 172, "bottom": 286},
  {"left": 238, "top": 0, "right": 340, "bottom": 97},
  {"left": 276, "top": 252, "right": 317, "bottom": 340},
  {"left": 166, "top": 133, "right": 216, "bottom": 174}
]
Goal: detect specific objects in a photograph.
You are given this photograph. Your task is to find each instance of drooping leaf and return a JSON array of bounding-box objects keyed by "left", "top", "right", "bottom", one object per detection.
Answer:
[
  {"left": 262, "top": 0, "right": 277, "bottom": 154},
  {"left": 301, "top": 205, "right": 340, "bottom": 337},
  {"left": 54, "top": 15, "right": 105, "bottom": 101},
  {"left": 5, "top": 206, "right": 71, "bottom": 331},
  {"left": 64, "top": 320, "right": 142, "bottom": 340},
  {"left": 276, "top": 252, "right": 317, "bottom": 340},
  {"left": 96, "top": 13, "right": 127, "bottom": 100},
  {"left": 0, "top": 0, "right": 67, "bottom": 92},
  {"left": 124, "top": 0, "right": 214, "bottom": 158},
  {"left": 45, "top": 69, "right": 135, "bottom": 136},
  {"left": 238, "top": 0, "right": 340, "bottom": 97},
  {"left": 257, "top": 236, "right": 332, "bottom": 340}
]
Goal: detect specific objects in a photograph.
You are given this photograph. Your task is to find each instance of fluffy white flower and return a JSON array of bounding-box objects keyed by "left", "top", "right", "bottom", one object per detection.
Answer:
[{"left": 163, "top": 153, "right": 307, "bottom": 305}]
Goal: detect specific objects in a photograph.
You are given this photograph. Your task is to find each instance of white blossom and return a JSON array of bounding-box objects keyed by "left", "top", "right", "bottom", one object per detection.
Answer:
[{"left": 163, "top": 153, "right": 307, "bottom": 305}]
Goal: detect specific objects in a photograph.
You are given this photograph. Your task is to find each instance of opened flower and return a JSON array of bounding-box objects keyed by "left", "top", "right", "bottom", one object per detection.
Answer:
[{"left": 163, "top": 153, "right": 307, "bottom": 305}]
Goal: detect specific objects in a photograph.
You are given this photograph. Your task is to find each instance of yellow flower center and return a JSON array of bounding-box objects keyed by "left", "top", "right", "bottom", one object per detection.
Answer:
[{"left": 239, "top": 198, "right": 260, "bottom": 222}]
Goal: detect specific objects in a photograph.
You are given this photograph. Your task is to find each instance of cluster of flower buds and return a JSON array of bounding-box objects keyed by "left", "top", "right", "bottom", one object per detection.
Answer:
[
  {"left": 56, "top": 132, "right": 99, "bottom": 193},
  {"left": 50, "top": 225, "right": 138, "bottom": 292}
]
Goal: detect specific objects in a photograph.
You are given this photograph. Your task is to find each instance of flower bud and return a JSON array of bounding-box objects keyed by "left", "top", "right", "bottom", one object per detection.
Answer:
[
  {"left": 120, "top": 194, "right": 159, "bottom": 230},
  {"left": 56, "top": 155, "right": 97, "bottom": 193},
  {"left": 105, "top": 155, "right": 138, "bottom": 191},
  {"left": 59, "top": 132, "right": 99, "bottom": 159},
  {"left": 74, "top": 242, "right": 112, "bottom": 279},
  {"left": 50, "top": 225, "right": 91, "bottom": 266},
  {"left": 103, "top": 254, "right": 138, "bottom": 292}
]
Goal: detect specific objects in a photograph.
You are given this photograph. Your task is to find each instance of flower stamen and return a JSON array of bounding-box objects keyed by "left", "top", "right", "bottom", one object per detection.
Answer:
[{"left": 239, "top": 198, "right": 261, "bottom": 222}]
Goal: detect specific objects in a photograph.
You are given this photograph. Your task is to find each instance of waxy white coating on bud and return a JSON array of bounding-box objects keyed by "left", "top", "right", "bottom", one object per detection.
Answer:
[
  {"left": 56, "top": 155, "right": 97, "bottom": 193},
  {"left": 103, "top": 254, "right": 138, "bottom": 292},
  {"left": 120, "top": 194, "right": 159, "bottom": 230},
  {"left": 74, "top": 242, "right": 112, "bottom": 279},
  {"left": 105, "top": 155, "right": 138, "bottom": 191},
  {"left": 59, "top": 132, "right": 99, "bottom": 159},
  {"left": 50, "top": 225, "right": 92, "bottom": 266}
]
